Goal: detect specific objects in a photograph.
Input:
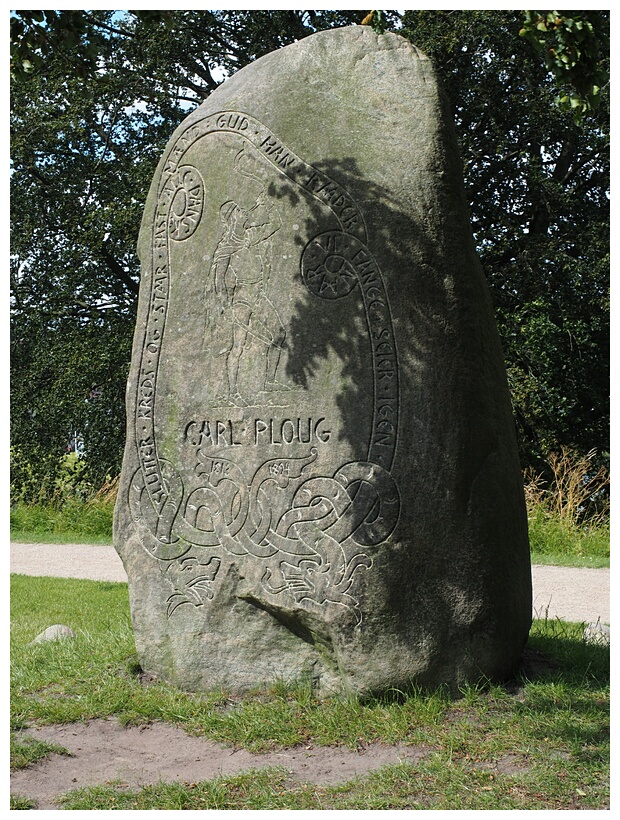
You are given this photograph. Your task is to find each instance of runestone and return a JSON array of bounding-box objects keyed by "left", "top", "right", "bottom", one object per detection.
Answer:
[{"left": 115, "top": 26, "right": 532, "bottom": 696}]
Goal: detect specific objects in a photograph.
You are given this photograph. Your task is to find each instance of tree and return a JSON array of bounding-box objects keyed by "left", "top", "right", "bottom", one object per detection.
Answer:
[
  {"left": 519, "top": 10, "right": 609, "bottom": 120},
  {"left": 10, "top": 9, "right": 609, "bottom": 500},
  {"left": 11, "top": 10, "right": 175, "bottom": 495},
  {"left": 399, "top": 10, "right": 609, "bottom": 470},
  {"left": 10, "top": 9, "right": 371, "bottom": 497}
]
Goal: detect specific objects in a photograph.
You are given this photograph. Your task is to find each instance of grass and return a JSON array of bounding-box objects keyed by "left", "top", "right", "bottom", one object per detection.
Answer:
[
  {"left": 9, "top": 794, "right": 37, "bottom": 810},
  {"left": 528, "top": 507, "right": 610, "bottom": 567},
  {"left": 10, "top": 498, "right": 115, "bottom": 545},
  {"left": 10, "top": 499, "right": 610, "bottom": 566},
  {"left": 10, "top": 734, "right": 71, "bottom": 769},
  {"left": 10, "top": 462, "right": 118, "bottom": 543},
  {"left": 10, "top": 574, "right": 610, "bottom": 810},
  {"left": 57, "top": 750, "right": 609, "bottom": 810},
  {"left": 525, "top": 447, "right": 609, "bottom": 568}
]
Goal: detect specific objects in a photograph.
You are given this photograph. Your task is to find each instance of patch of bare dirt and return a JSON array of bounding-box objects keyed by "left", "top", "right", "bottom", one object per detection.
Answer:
[{"left": 10, "top": 719, "right": 430, "bottom": 810}]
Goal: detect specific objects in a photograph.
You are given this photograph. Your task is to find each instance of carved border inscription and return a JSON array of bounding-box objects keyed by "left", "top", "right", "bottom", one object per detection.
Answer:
[{"left": 130, "top": 111, "right": 401, "bottom": 625}]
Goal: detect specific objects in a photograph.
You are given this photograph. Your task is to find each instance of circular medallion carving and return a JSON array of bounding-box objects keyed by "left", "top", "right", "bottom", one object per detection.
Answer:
[
  {"left": 168, "top": 166, "right": 204, "bottom": 241},
  {"left": 301, "top": 231, "right": 362, "bottom": 299}
]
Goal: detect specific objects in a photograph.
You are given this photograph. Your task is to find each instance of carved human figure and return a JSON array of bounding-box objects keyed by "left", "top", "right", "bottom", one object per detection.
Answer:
[{"left": 205, "top": 148, "right": 286, "bottom": 404}]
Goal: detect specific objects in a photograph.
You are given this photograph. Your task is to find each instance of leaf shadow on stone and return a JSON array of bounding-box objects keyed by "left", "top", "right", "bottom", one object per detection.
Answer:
[
  {"left": 263, "top": 152, "right": 533, "bottom": 688},
  {"left": 263, "top": 155, "right": 452, "bottom": 645},
  {"left": 267, "top": 155, "right": 443, "bottom": 425}
]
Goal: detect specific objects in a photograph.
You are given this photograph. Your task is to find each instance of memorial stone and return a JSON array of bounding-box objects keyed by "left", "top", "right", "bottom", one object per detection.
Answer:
[{"left": 114, "top": 25, "right": 532, "bottom": 696}]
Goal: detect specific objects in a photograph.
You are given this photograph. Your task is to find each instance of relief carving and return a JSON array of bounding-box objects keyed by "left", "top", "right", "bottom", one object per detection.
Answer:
[
  {"left": 204, "top": 147, "right": 289, "bottom": 408},
  {"left": 131, "top": 111, "right": 401, "bottom": 625},
  {"left": 167, "top": 166, "right": 204, "bottom": 241}
]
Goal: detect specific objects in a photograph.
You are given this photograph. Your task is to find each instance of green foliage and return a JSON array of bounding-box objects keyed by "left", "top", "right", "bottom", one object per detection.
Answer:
[
  {"left": 10, "top": 734, "right": 70, "bottom": 770},
  {"left": 519, "top": 11, "right": 609, "bottom": 120},
  {"left": 10, "top": 576, "right": 609, "bottom": 810},
  {"left": 9, "top": 10, "right": 368, "bottom": 502},
  {"left": 361, "top": 10, "right": 388, "bottom": 34},
  {"left": 10, "top": 497, "right": 115, "bottom": 544},
  {"left": 11, "top": 452, "right": 90, "bottom": 503},
  {"left": 524, "top": 446, "right": 609, "bottom": 565},
  {"left": 10, "top": 10, "right": 609, "bottom": 498},
  {"left": 532, "top": 447, "right": 609, "bottom": 525},
  {"left": 10, "top": 454, "right": 116, "bottom": 543},
  {"left": 400, "top": 10, "right": 609, "bottom": 469},
  {"left": 10, "top": 10, "right": 96, "bottom": 80},
  {"left": 10, "top": 794, "right": 37, "bottom": 810},
  {"left": 10, "top": 13, "right": 148, "bottom": 496},
  {"left": 528, "top": 506, "right": 609, "bottom": 567}
]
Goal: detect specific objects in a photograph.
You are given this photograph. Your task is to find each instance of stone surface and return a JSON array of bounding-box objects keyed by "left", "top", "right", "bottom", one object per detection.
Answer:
[
  {"left": 30, "top": 624, "right": 76, "bottom": 644},
  {"left": 114, "top": 25, "right": 532, "bottom": 696}
]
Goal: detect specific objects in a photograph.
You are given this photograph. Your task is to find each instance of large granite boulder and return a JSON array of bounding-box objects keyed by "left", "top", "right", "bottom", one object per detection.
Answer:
[{"left": 114, "top": 25, "right": 532, "bottom": 696}]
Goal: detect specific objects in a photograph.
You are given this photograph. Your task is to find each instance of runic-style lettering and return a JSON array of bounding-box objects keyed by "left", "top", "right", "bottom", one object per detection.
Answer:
[
  {"left": 184, "top": 419, "right": 243, "bottom": 447},
  {"left": 116, "top": 29, "right": 532, "bottom": 701},
  {"left": 139, "top": 435, "right": 155, "bottom": 459},
  {"left": 142, "top": 458, "right": 165, "bottom": 505},
  {"left": 216, "top": 112, "right": 249, "bottom": 131},
  {"left": 254, "top": 417, "right": 331, "bottom": 445},
  {"left": 153, "top": 274, "right": 167, "bottom": 298},
  {"left": 303, "top": 172, "right": 359, "bottom": 230},
  {"left": 154, "top": 218, "right": 167, "bottom": 248},
  {"left": 137, "top": 374, "right": 156, "bottom": 419},
  {"left": 133, "top": 112, "right": 402, "bottom": 665},
  {"left": 260, "top": 136, "right": 296, "bottom": 169},
  {"left": 374, "top": 418, "right": 395, "bottom": 447},
  {"left": 184, "top": 417, "right": 334, "bottom": 448}
]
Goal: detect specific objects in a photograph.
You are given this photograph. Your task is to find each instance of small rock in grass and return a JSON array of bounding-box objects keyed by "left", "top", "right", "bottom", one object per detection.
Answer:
[
  {"left": 583, "top": 621, "right": 610, "bottom": 646},
  {"left": 30, "top": 624, "right": 76, "bottom": 645}
]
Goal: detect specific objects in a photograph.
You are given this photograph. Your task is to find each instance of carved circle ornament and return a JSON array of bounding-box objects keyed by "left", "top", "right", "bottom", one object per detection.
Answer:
[
  {"left": 301, "top": 233, "right": 360, "bottom": 298},
  {"left": 167, "top": 166, "right": 204, "bottom": 241},
  {"left": 130, "top": 110, "right": 401, "bottom": 624}
]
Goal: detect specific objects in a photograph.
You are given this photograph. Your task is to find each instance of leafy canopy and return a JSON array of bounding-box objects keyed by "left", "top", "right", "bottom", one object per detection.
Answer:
[{"left": 10, "top": 9, "right": 609, "bottom": 500}]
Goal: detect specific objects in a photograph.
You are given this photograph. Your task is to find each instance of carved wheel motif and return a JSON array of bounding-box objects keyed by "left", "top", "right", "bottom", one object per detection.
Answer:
[
  {"left": 301, "top": 233, "right": 360, "bottom": 299},
  {"left": 167, "top": 166, "right": 204, "bottom": 241}
]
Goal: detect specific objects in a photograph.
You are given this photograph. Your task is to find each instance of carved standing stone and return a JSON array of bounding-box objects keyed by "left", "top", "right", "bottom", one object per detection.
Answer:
[{"left": 114, "top": 26, "right": 532, "bottom": 696}]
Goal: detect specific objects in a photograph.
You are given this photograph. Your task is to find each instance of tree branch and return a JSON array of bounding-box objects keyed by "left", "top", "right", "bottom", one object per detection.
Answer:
[
  {"left": 100, "top": 243, "right": 139, "bottom": 297},
  {"left": 184, "top": 57, "right": 220, "bottom": 92}
]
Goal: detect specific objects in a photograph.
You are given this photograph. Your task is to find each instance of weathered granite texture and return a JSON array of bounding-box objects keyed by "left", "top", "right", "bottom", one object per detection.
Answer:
[{"left": 114, "top": 25, "right": 532, "bottom": 696}]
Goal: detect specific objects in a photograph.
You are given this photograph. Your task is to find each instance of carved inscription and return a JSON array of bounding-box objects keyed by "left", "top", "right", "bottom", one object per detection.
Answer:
[
  {"left": 301, "top": 233, "right": 359, "bottom": 299},
  {"left": 260, "top": 135, "right": 297, "bottom": 169},
  {"left": 204, "top": 146, "right": 289, "bottom": 407},
  {"left": 131, "top": 111, "right": 401, "bottom": 623},
  {"left": 184, "top": 417, "right": 332, "bottom": 447},
  {"left": 303, "top": 173, "right": 360, "bottom": 232},
  {"left": 302, "top": 232, "right": 399, "bottom": 470},
  {"left": 254, "top": 417, "right": 331, "bottom": 445}
]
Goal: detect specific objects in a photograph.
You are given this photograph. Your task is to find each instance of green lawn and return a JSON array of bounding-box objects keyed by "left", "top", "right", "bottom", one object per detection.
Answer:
[
  {"left": 10, "top": 499, "right": 114, "bottom": 545},
  {"left": 10, "top": 574, "right": 610, "bottom": 810}
]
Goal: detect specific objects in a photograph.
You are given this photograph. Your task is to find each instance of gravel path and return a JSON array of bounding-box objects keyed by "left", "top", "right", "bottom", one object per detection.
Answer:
[
  {"left": 10, "top": 541, "right": 610, "bottom": 625},
  {"left": 11, "top": 541, "right": 128, "bottom": 583}
]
